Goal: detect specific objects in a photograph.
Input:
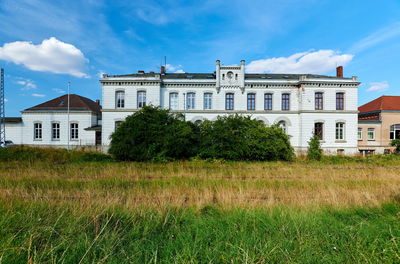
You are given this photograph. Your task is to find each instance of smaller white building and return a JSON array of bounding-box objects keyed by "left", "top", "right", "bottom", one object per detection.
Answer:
[{"left": 4, "top": 94, "right": 102, "bottom": 148}]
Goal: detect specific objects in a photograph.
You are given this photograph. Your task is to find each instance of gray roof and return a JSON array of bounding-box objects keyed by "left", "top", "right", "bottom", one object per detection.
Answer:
[
  {"left": 104, "top": 72, "right": 353, "bottom": 80},
  {"left": 2, "top": 117, "right": 22, "bottom": 123}
]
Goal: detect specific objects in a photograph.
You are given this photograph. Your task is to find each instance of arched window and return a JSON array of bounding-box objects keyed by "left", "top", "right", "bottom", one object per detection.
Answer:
[
  {"left": 390, "top": 124, "right": 400, "bottom": 139},
  {"left": 247, "top": 93, "right": 255, "bottom": 110},
  {"left": 187, "top": 93, "right": 195, "bottom": 109},
  {"left": 278, "top": 121, "right": 287, "bottom": 134},
  {"left": 115, "top": 91, "right": 125, "bottom": 108},
  {"left": 137, "top": 91, "right": 146, "bottom": 108},
  {"left": 194, "top": 120, "right": 203, "bottom": 125},
  {"left": 169, "top": 93, "right": 178, "bottom": 110},
  {"left": 225, "top": 93, "right": 234, "bottom": 110}
]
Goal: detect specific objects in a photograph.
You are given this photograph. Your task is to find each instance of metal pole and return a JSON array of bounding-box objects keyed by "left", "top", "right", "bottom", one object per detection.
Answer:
[
  {"left": 67, "top": 82, "right": 70, "bottom": 150},
  {"left": 0, "top": 68, "right": 5, "bottom": 145}
]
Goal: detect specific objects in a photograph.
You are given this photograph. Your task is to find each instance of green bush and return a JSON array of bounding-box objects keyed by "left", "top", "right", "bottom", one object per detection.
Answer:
[
  {"left": 390, "top": 139, "right": 400, "bottom": 153},
  {"left": 307, "top": 135, "right": 322, "bottom": 161},
  {"left": 108, "top": 106, "right": 199, "bottom": 161},
  {"left": 198, "top": 115, "right": 294, "bottom": 161}
]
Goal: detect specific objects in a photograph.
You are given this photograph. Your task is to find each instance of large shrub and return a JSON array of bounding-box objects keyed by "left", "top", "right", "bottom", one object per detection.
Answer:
[
  {"left": 198, "top": 115, "right": 294, "bottom": 161},
  {"left": 391, "top": 139, "right": 400, "bottom": 154},
  {"left": 307, "top": 135, "right": 322, "bottom": 161},
  {"left": 108, "top": 106, "right": 199, "bottom": 161}
]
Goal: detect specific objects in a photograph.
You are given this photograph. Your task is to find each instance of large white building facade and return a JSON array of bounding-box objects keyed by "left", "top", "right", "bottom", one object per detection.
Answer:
[{"left": 101, "top": 60, "right": 360, "bottom": 154}]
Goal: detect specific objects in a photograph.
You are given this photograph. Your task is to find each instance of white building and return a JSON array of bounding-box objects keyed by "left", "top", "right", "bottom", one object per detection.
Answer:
[
  {"left": 101, "top": 60, "right": 360, "bottom": 154},
  {"left": 4, "top": 94, "right": 101, "bottom": 148}
]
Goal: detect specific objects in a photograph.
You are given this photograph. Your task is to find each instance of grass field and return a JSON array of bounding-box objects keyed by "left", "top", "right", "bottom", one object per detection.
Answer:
[{"left": 0, "top": 155, "right": 400, "bottom": 263}]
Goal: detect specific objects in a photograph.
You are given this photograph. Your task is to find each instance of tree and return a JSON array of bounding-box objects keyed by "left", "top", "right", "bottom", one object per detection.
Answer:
[
  {"left": 307, "top": 135, "right": 322, "bottom": 161},
  {"left": 198, "top": 115, "right": 294, "bottom": 161},
  {"left": 108, "top": 106, "right": 199, "bottom": 161},
  {"left": 391, "top": 139, "right": 400, "bottom": 154}
]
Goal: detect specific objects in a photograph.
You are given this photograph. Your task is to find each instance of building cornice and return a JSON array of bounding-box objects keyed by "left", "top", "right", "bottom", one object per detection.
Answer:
[{"left": 102, "top": 109, "right": 358, "bottom": 114}]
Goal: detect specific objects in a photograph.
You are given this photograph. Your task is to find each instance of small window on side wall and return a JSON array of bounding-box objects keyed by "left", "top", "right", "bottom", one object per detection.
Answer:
[{"left": 367, "top": 128, "right": 375, "bottom": 140}]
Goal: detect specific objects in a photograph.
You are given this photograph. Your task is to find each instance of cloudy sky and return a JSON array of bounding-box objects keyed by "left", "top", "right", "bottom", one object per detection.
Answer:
[{"left": 1, "top": 0, "right": 400, "bottom": 116}]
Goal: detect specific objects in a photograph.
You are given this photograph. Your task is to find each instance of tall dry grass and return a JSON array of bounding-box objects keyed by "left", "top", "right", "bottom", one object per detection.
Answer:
[{"left": 0, "top": 159, "right": 399, "bottom": 210}]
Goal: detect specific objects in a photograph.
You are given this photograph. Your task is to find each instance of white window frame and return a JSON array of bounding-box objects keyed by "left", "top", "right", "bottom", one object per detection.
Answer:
[
  {"left": 52, "top": 122, "right": 60, "bottom": 141},
  {"left": 358, "top": 128, "right": 363, "bottom": 141},
  {"left": 204, "top": 93, "right": 212, "bottom": 110},
  {"left": 34, "top": 122, "right": 42, "bottom": 140},
  {"left": 278, "top": 121, "right": 287, "bottom": 134},
  {"left": 115, "top": 91, "right": 125, "bottom": 108},
  {"left": 137, "top": 91, "right": 146, "bottom": 108},
  {"left": 169, "top": 92, "right": 178, "bottom": 110},
  {"left": 70, "top": 123, "right": 79, "bottom": 140},
  {"left": 187, "top": 93, "right": 195, "bottom": 110},
  {"left": 367, "top": 128, "right": 375, "bottom": 141},
  {"left": 335, "top": 122, "right": 345, "bottom": 140}
]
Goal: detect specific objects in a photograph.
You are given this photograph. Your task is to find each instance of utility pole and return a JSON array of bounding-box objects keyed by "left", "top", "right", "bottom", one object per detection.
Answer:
[
  {"left": 67, "top": 82, "right": 70, "bottom": 150},
  {"left": 0, "top": 68, "right": 5, "bottom": 145}
]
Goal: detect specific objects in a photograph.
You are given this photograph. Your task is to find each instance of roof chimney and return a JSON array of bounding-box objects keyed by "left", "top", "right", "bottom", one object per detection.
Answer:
[
  {"left": 161, "top": 65, "right": 166, "bottom": 75},
  {"left": 138, "top": 70, "right": 145, "bottom": 74},
  {"left": 95, "top": 99, "right": 100, "bottom": 105},
  {"left": 336, "top": 66, "right": 343, "bottom": 78}
]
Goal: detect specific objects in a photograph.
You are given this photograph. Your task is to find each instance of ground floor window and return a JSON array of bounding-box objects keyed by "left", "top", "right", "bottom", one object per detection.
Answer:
[
  {"left": 52, "top": 123, "right": 60, "bottom": 140},
  {"left": 335, "top": 122, "right": 345, "bottom": 140},
  {"left": 314, "top": 122, "right": 323, "bottom": 140},
  {"left": 367, "top": 128, "right": 375, "bottom": 140},
  {"left": 34, "top": 123, "right": 42, "bottom": 140},
  {"left": 357, "top": 128, "right": 362, "bottom": 140},
  {"left": 390, "top": 124, "right": 400, "bottom": 139},
  {"left": 278, "top": 121, "right": 287, "bottom": 134},
  {"left": 70, "top": 123, "right": 79, "bottom": 140}
]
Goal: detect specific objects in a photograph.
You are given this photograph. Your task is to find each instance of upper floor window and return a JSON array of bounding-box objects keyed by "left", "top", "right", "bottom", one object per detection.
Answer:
[
  {"left": 115, "top": 91, "right": 125, "bottom": 108},
  {"left": 315, "top": 92, "right": 323, "bottom": 110},
  {"left": 335, "top": 122, "right": 345, "bottom": 140},
  {"left": 169, "top": 93, "right": 178, "bottom": 110},
  {"left": 225, "top": 93, "right": 234, "bottom": 110},
  {"left": 52, "top": 123, "right": 60, "bottom": 140},
  {"left": 34, "top": 122, "right": 42, "bottom": 140},
  {"left": 187, "top": 93, "right": 195, "bottom": 110},
  {"left": 358, "top": 128, "right": 363, "bottom": 140},
  {"left": 367, "top": 128, "right": 375, "bottom": 140},
  {"left": 278, "top": 121, "right": 287, "bottom": 134},
  {"left": 336, "top": 92, "right": 344, "bottom": 110},
  {"left": 70, "top": 123, "right": 79, "bottom": 140},
  {"left": 264, "top": 93, "right": 272, "bottom": 110},
  {"left": 390, "top": 124, "right": 400, "bottom": 140},
  {"left": 137, "top": 91, "right": 146, "bottom": 108},
  {"left": 282, "top": 93, "right": 290, "bottom": 111},
  {"left": 247, "top": 93, "right": 255, "bottom": 110},
  {"left": 314, "top": 122, "right": 323, "bottom": 140},
  {"left": 204, "top": 93, "right": 212, "bottom": 110},
  {"left": 222, "top": 74, "right": 225, "bottom": 80}
]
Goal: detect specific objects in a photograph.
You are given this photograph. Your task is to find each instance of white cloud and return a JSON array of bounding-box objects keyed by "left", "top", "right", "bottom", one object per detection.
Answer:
[
  {"left": 350, "top": 22, "right": 400, "bottom": 53},
  {"left": 0, "top": 37, "right": 89, "bottom": 78},
  {"left": 366, "top": 81, "right": 389, "bottom": 92},
  {"left": 16, "top": 78, "right": 36, "bottom": 90},
  {"left": 32, "top": 93, "right": 45, "bottom": 97},
  {"left": 165, "top": 64, "right": 185, "bottom": 73},
  {"left": 52, "top": 88, "right": 66, "bottom": 94},
  {"left": 246, "top": 50, "right": 354, "bottom": 74}
]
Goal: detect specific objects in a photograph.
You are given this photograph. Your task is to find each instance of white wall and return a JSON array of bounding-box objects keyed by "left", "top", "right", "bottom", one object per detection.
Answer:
[{"left": 5, "top": 123, "right": 23, "bottom": 144}]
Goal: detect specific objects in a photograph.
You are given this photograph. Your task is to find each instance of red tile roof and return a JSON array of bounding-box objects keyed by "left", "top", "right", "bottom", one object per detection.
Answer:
[
  {"left": 358, "top": 96, "right": 400, "bottom": 113},
  {"left": 24, "top": 94, "right": 101, "bottom": 112}
]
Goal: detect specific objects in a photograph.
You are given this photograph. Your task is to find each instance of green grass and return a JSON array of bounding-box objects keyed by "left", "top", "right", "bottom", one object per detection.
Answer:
[{"left": 0, "top": 201, "right": 399, "bottom": 263}]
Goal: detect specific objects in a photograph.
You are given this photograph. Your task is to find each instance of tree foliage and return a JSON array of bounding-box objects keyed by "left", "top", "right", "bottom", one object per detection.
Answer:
[
  {"left": 390, "top": 139, "right": 400, "bottom": 154},
  {"left": 307, "top": 135, "right": 322, "bottom": 161},
  {"left": 108, "top": 106, "right": 199, "bottom": 161},
  {"left": 198, "top": 115, "right": 294, "bottom": 161}
]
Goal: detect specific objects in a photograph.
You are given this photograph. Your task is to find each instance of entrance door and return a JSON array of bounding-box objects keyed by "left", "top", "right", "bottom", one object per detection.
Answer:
[{"left": 95, "top": 131, "right": 101, "bottom": 145}]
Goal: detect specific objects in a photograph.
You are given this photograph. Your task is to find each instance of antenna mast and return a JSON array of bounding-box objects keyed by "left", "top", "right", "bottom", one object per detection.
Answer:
[{"left": 0, "top": 68, "right": 5, "bottom": 144}]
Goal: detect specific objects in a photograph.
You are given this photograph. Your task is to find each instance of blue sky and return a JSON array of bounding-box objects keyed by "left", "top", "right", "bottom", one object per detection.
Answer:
[{"left": 1, "top": 0, "right": 400, "bottom": 116}]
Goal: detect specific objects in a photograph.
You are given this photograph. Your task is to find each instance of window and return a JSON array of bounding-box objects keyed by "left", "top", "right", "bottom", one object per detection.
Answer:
[
  {"left": 247, "top": 93, "right": 255, "bottom": 110},
  {"left": 194, "top": 120, "right": 203, "bottom": 125},
  {"left": 390, "top": 124, "right": 400, "bottom": 139},
  {"left": 204, "top": 93, "right": 212, "bottom": 110},
  {"left": 336, "top": 92, "right": 344, "bottom": 110},
  {"left": 115, "top": 91, "right": 125, "bottom": 108},
  {"left": 52, "top": 123, "right": 60, "bottom": 140},
  {"left": 34, "top": 123, "right": 42, "bottom": 140},
  {"left": 358, "top": 128, "right": 363, "bottom": 140},
  {"left": 70, "top": 123, "right": 79, "bottom": 140},
  {"left": 222, "top": 74, "right": 225, "bottom": 80},
  {"left": 115, "top": 121, "right": 123, "bottom": 131},
  {"left": 264, "top": 93, "right": 272, "bottom": 110},
  {"left": 226, "top": 93, "right": 234, "bottom": 110},
  {"left": 137, "top": 91, "right": 146, "bottom": 108},
  {"left": 315, "top": 92, "right": 323, "bottom": 110},
  {"left": 335, "top": 122, "right": 345, "bottom": 140},
  {"left": 314, "top": 122, "right": 323, "bottom": 140},
  {"left": 367, "top": 128, "right": 375, "bottom": 140},
  {"left": 278, "top": 121, "right": 287, "bottom": 134},
  {"left": 282, "top": 93, "right": 290, "bottom": 110},
  {"left": 235, "top": 74, "right": 238, "bottom": 80},
  {"left": 187, "top": 93, "right": 195, "bottom": 110},
  {"left": 169, "top": 93, "right": 178, "bottom": 110}
]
